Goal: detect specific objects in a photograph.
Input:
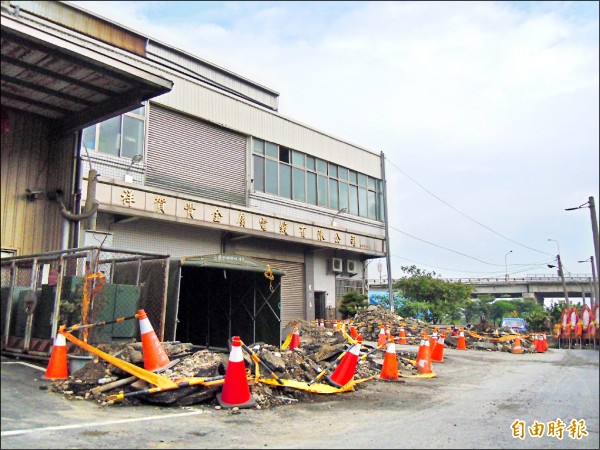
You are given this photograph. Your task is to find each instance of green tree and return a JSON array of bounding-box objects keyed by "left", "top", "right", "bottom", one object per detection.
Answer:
[
  {"left": 395, "top": 299, "right": 431, "bottom": 321},
  {"left": 489, "top": 299, "right": 519, "bottom": 325},
  {"left": 465, "top": 294, "right": 496, "bottom": 324},
  {"left": 338, "top": 291, "right": 369, "bottom": 319},
  {"left": 487, "top": 297, "right": 548, "bottom": 329},
  {"left": 392, "top": 265, "right": 473, "bottom": 324},
  {"left": 547, "top": 300, "right": 568, "bottom": 325}
]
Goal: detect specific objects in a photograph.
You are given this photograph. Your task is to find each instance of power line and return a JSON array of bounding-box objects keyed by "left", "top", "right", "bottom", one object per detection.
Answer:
[
  {"left": 390, "top": 225, "right": 504, "bottom": 266},
  {"left": 390, "top": 254, "right": 553, "bottom": 277},
  {"left": 385, "top": 157, "right": 554, "bottom": 256}
]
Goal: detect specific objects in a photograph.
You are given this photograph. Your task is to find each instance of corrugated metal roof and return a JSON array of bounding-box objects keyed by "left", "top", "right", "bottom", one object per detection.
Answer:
[{"left": 1, "top": 3, "right": 173, "bottom": 133}]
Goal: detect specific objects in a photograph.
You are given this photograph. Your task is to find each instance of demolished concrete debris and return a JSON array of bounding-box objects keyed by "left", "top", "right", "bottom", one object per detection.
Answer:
[{"left": 48, "top": 306, "right": 537, "bottom": 409}]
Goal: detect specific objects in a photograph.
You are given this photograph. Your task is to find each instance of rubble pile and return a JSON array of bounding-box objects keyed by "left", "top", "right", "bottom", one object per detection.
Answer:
[
  {"left": 49, "top": 312, "right": 419, "bottom": 409},
  {"left": 352, "top": 306, "right": 538, "bottom": 353},
  {"left": 48, "top": 306, "right": 536, "bottom": 409}
]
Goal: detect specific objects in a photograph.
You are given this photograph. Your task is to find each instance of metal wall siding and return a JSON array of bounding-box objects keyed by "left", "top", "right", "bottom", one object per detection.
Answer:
[
  {"left": 105, "top": 216, "right": 221, "bottom": 258},
  {"left": 231, "top": 239, "right": 305, "bottom": 328},
  {"left": 1, "top": 109, "right": 67, "bottom": 255},
  {"left": 147, "top": 105, "right": 247, "bottom": 206},
  {"left": 152, "top": 77, "right": 382, "bottom": 178},
  {"left": 261, "top": 259, "right": 305, "bottom": 328},
  {"left": 44, "top": 132, "right": 76, "bottom": 252},
  {"left": 147, "top": 42, "right": 278, "bottom": 111}
]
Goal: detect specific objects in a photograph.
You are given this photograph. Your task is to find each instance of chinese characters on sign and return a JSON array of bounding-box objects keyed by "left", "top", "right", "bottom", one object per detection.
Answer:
[
  {"left": 121, "top": 190, "right": 135, "bottom": 207},
  {"left": 116, "top": 186, "right": 381, "bottom": 253},
  {"left": 212, "top": 209, "right": 223, "bottom": 223},
  {"left": 511, "top": 419, "right": 588, "bottom": 440},
  {"left": 154, "top": 196, "right": 166, "bottom": 214},
  {"left": 184, "top": 203, "right": 195, "bottom": 219},
  {"left": 279, "top": 221, "right": 288, "bottom": 235}
]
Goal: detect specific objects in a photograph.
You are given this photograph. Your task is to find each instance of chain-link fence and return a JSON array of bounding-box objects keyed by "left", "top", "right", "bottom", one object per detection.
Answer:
[{"left": 1, "top": 247, "right": 169, "bottom": 357}]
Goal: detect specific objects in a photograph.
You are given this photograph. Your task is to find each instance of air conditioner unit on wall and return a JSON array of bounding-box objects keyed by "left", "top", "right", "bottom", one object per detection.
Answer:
[
  {"left": 346, "top": 260, "right": 359, "bottom": 274},
  {"left": 329, "top": 257, "right": 343, "bottom": 273}
]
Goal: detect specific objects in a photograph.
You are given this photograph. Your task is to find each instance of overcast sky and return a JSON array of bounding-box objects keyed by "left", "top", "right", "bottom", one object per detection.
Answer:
[{"left": 70, "top": 1, "right": 599, "bottom": 285}]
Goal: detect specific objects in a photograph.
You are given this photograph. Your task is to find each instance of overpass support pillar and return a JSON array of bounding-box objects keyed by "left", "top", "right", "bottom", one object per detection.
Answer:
[{"left": 523, "top": 292, "right": 543, "bottom": 306}]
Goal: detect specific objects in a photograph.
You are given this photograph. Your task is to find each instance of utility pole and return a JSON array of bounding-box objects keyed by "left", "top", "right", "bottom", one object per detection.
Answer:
[
  {"left": 381, "top": 152, "right": 394, "bottom": 312},
  {"left": 592, "top": 255, "right": 598, "bottom": 306},
  {"left": 566, "top": 195, "right": 599, "bottom": 304},
  {"left": 580, "top": 256, "right": 599, "bottom": 306},
  {"left": 589, "top": 197, "right": 600, "bottom": 295}
]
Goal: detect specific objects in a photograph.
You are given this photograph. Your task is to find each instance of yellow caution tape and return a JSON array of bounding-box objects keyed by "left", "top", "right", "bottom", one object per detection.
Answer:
[
  {"left": 398, "top": 372, "right": 437, "bottom": 379},
  {"left": 259, "top": 375, "right": 376, "bottom": 394},
  {"left": 340, "top": 324, "right": 357, "bottom": 344},
  {"left": 173, "top": 377, "right": 225, "bottom": 386},
  {"left": 62, "top": 331, "right": 179, "bottom": 389},
  {"left": 281, "top": 329, "right": 293, "bottom": 350},
  {"left": 466, "top": 330, "right": 529, "bottom": 342}
]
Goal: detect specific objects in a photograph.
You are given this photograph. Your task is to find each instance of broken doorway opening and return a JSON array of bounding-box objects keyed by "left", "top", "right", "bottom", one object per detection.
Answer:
[{"left": 168, "top": 255, "right": 285, "bottom": 350}]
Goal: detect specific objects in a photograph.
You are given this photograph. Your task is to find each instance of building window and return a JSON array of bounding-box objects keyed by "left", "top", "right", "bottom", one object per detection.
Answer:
[
  {"left": 1, "top": 249, "right": 17, "bottom": 258},
  {"left": 252, "top": 137, "right": 385, "bottom": 221},
  {"left": 81, "top": 105, "right": 146, "bottom": 159},
  {"left": 292, "top": 167, "right": 305, "bottom": 202}
]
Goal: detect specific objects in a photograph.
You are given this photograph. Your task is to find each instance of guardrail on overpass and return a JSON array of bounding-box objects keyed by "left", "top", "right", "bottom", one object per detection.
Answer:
[{"left": 368, "top": 276, "right": 598, "bottom": 304}]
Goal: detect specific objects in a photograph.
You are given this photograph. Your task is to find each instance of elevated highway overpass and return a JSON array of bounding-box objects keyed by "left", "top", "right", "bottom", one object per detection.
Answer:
[{"left": 368, "top": 276, "right": 598, "bottom": 305}]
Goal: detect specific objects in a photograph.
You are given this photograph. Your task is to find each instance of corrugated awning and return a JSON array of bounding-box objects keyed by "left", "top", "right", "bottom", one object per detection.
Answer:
[
  {"left": 1, "top": 3, "right": 173, "bottom": 134},
  {"left": 180, "top": 254, "right": 286, "bottom": 276}
]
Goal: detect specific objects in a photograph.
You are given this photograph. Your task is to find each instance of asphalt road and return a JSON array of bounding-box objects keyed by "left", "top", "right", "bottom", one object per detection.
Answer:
[{"left": 1, "top": 346, "right": 598, "bottom": 449}]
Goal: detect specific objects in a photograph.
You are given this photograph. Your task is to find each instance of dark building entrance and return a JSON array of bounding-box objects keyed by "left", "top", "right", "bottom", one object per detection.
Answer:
[{"left": 167, "top": 255, "right": 284, "bottom": 350}]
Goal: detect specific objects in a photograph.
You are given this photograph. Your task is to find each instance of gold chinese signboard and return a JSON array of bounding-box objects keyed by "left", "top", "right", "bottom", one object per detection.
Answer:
[{"left": 86, "top": 180, "right": 385, "bottom": 255}]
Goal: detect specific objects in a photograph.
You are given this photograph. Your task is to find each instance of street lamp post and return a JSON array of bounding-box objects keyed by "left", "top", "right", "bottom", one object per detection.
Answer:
[
  {"left": 504, "top": 250, "right": 513, "bottom": 281},
  {"left": 548, "top": 238, "right": 570, "bottom": 309},
  {"left": 566, "top": 196, "right": 600, "bottom": 298}
]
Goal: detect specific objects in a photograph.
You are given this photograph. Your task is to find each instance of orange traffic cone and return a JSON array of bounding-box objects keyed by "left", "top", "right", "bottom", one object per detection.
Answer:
[
  {"left": 377, "top": 325, "right": 387, "bottom": 347},
  {"left": 531, "top": 334, "right": 538, "bottom": 351},
  {"left": 333, "top": 319, "right": 339, "bottom": 330},
  {"left": 327, "top": 336, "right": 363, "bottom": 387},
  {"left": 349, "top": 322, "right": 359, "bottom": 339},
  {"left": 542, "top": 333, "right": 548, "bottom": 352},
  {"left": 535, "top": 334, "right": 544, "bottom": 353},
  {"left": 138, "top": 308, "right": 172, "bottom": 372},
  {"left": 397, "top": 325, "right": 408, "bottom": 344},
  {"left": 385, "top": 323, "right": 391, "bottom": 339},
  {"left": 415, "top": 334, "right": 426, "bottom": 363},
  {"left": 416, "top": 336, "right": 433, "bottom": 374},
  {"left": 431, "top": 332, "right": 445, "bottom": 362},
  {"left": 289, "top": 323, "right": 301, "bottom": 351},
  {"left": 430, "top": 331, "right": 438, "bottom": 356},
  {"left": 512, "top": 336, "right": 523, "bottom": 354},
  {"left": 44, "top": 328, "right": 68, "bottom": 380},
  {"left": 380, "top": 335, "right": 399, "bottom": 381},
  {"left": 456, "top": 329, "right": 467, "bottom": 350},
  {"left": 217, "top": 336, "right": 255, "bottom": 408}
]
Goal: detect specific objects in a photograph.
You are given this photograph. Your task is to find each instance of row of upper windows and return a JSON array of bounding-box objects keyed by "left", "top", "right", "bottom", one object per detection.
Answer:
[
  {"left": 80, "top": 109, "right": 385, "bottom": 222},
  {"left": 252, "top": 138, "right": 385, "bottom": 221}
]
